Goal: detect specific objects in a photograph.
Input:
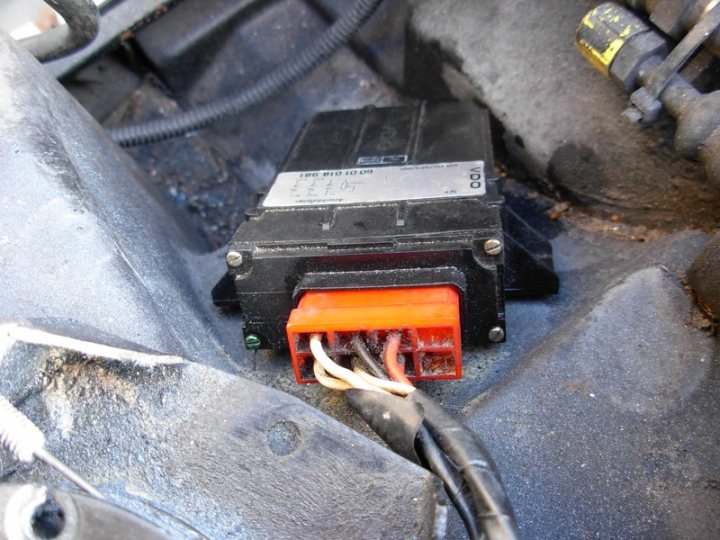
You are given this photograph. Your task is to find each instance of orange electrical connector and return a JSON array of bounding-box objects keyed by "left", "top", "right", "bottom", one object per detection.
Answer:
[{"left": 286, "top": 286, "right": 462, "bottom": 384}]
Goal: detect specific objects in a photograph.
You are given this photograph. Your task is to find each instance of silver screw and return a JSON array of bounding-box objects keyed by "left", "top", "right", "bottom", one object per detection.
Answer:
[
  {"left": 226, "top": 251, "right": 243, "bottom": 268},
  {"left": 484, "top": 238, "right": 503, "bottom": 255},
  {"left": 488, "top": 326, "right": 505, "bottom": 342}
]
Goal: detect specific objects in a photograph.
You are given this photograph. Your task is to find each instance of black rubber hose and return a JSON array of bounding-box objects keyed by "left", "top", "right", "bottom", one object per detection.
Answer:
[
  {"left": 416, "top": 426, "right": 483, "bottom": 540},
  {"left": 21, "top": 0, "right": 99, "bottom": 62},
  {"left": 108, "top": 0, "right": 384, "bottom": 147}
]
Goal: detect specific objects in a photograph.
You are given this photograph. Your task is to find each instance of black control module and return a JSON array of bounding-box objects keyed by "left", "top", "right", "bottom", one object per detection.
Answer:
[{"left": 213, "top": 102, "right": 558, "bottom": 350}]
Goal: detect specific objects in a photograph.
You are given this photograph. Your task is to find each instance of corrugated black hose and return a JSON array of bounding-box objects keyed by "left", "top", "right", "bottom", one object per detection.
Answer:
[{"left": 108, "top": 0, "right": 384, "bottom": 147}]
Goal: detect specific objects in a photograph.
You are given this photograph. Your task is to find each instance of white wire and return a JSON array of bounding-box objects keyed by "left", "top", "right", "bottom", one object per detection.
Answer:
[
  {"left": 353, "top": 368, "right": 415, "bottom": 396},
  {"left": 309, "top": 334, "right": 379, "bottom": 392},
  {"left": 313, "top": 359, "right": 353, "bottom": 391}
]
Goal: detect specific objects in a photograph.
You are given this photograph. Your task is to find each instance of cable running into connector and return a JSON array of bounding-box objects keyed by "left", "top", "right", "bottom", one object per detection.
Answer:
[
  {"left": 309, "top": 333, "right": 414, "bottom": 395},
  {"left": 310, "top": 333, "right": 519, "bottom": 540},
  {"left": 383, "top": 333, "right": 413, "bottom": 387}
]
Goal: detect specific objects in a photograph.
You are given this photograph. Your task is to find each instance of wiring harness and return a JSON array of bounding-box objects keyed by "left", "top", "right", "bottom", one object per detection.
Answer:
[
  {"left": 308, "top": 333, "right": 520, "bottom": 540},
  {"left": 108, "top": 0, "right": 384, "bottom": 147}
]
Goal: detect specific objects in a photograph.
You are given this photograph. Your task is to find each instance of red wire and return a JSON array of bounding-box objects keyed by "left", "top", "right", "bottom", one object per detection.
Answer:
[{"left": 383, "top": 333, "right": 413, "bottom": 387}]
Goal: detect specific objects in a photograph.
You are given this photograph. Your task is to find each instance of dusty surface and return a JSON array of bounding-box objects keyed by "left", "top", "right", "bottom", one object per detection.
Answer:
[
  {"left": 408, "top": 0, "right": 720, "bottom": 230},
  {"left": 2, "top": 346, "right": 442, "bottom": 539},
  {"left": 29, "top": 0, "right": 720, "bottom": 537}
]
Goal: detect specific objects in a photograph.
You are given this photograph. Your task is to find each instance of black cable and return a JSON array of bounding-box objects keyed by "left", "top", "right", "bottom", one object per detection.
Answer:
[
  {"left": 442, "top": 425, "right": 518, "bottom": 540},
  {"left": 410, "top": 391, "right": 520, "bottom": 540},
  {"left": 351, "top": 336, "right": 389, "bottom": 380},
  {"left": 416, "top": 425, "right": 483, "bottom": 540},
  {"left": 108, "top": 0, "right": 384, "bottom": 147},
  {"left": 345, "top": 388, "right": 517, "bottom": 540},
  {"left": 21, "top": 0, "right": 99, "bottom": 62}
]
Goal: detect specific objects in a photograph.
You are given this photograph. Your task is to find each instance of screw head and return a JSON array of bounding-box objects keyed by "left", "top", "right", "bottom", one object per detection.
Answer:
[
  {"left": 488, "top": 326, "right": 505, "bottom": 343},
  {"left": 245, "top": 334, "right": 262, "bottom": 350},
  {"left": 226, "top": 250, "right": 243, "bottom": 268},
  {"left": 484, "top": 238, "right": 503, "bottom": 256}
]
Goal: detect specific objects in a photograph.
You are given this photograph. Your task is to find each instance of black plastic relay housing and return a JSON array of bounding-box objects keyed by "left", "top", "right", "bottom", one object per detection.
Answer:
[{"left": 213, "top": 102, "right": 558, "bottom": 350}]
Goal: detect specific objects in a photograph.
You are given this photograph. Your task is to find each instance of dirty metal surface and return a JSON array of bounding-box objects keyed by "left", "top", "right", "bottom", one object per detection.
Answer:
[
  {"left": 688, "top": 233, "right": 720, "bottom": 319},
  {"left": 457, "top": 229, "right": 719, "bottom": 539},
  {"left": 407, "top": 0, "right": 720, "bottom": 230},
  {"left": 0, "top": 29, "right": 226, "bottom": 371}
]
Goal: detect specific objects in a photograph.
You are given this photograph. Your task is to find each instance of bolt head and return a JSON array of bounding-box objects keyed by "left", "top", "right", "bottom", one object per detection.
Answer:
[
  {"left": 488, "top": 326, "right": 505, "bottom": 343},
  {"left": 226, "top": 250, "right": 243, "bottom": 268},
  {"left": 245, "top": 334, "right": 262, "bottom": 350},
  {"left": 484, "top": 238, "right": 503, "bottom": 256},
  {"left": 622, "top": 106, "right": 643, "bottom": 124}
]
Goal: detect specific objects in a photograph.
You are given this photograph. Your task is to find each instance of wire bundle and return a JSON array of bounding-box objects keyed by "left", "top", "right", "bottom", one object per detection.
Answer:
[
  {"left": 309, "top": 333, "right": 415, "bottom": 396},
  {"left": 310, "top": 333, "right": 519, "bottom": 540}
]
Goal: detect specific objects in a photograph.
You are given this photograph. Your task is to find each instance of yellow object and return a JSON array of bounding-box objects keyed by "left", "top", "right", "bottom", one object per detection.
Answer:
[{"left": 575, "top": 2, "right": 646, "bottom": 76}]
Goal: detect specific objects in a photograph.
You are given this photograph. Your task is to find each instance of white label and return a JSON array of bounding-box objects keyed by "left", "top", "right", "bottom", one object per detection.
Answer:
[{"left": 261, "top": 160, "right": 486, "bottom": 207}]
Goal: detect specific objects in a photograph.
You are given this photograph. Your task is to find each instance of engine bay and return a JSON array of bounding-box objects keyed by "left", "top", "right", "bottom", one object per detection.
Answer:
[{"left": 0, "top": 1, "right": 719, "bottom": 538}]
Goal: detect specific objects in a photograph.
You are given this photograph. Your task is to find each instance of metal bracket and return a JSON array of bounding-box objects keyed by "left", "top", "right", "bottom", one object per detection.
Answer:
[{"left": 625, "top": 0, "right": 720, "bottom": 123}]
